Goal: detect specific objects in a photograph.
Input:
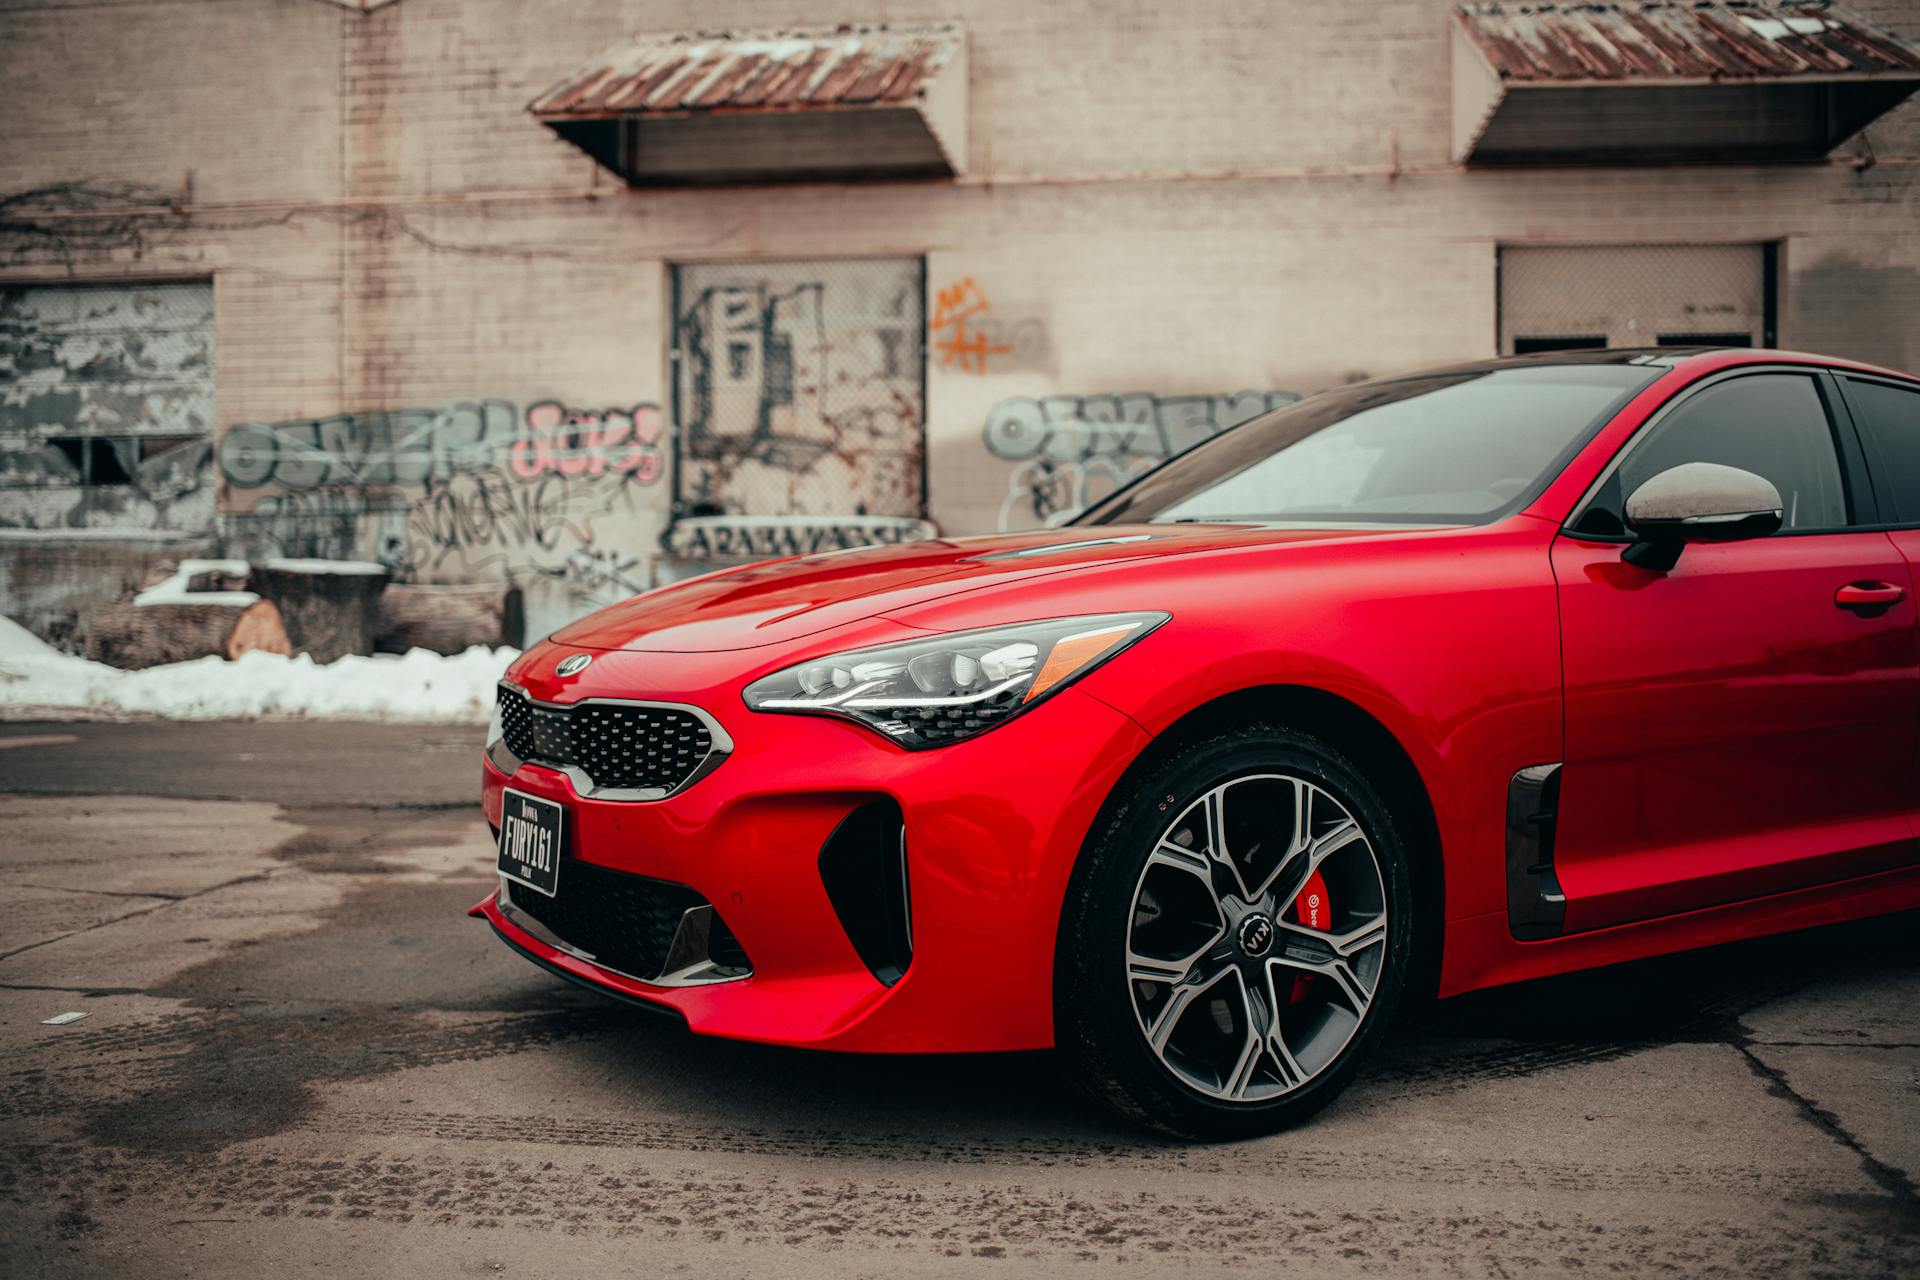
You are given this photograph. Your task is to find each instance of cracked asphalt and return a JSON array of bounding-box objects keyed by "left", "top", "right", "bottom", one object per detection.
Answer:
[{"left": 1, "top": 720, "right": 1916, "bottom": 1277}]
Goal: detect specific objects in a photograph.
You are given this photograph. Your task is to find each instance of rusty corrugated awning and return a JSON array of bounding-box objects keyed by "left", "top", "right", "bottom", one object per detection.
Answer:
[
  {"left": 1452, "top": 3, "right": 1920, "bottom": 163},
  {"left": 531, "top": 23, "right": 968, "bottom": 186}
]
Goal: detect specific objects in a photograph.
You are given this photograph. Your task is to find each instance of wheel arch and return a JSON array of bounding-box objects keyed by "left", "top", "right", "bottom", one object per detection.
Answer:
[{"left": 1085, "top": 683, "right": 1448, "bottom": 1002}]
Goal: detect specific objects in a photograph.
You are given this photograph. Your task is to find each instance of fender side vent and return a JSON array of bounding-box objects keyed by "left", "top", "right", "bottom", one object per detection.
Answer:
[
  {"left": 818, "top": 798, "right": 913, "bottom": 986},
  {"left": 1506, "top": 763, "right": 1566, "bottom": 941}
]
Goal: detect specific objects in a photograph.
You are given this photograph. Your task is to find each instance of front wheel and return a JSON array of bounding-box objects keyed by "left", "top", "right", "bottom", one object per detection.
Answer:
[{"left": 1056, "top": 726, "right": 1416, "bottom": 1138}]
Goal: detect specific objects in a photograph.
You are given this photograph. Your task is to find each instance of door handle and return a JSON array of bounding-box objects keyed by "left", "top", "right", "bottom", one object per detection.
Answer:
[{"left": 1835, "top": 581, "right": 1907, "bottom": 612}]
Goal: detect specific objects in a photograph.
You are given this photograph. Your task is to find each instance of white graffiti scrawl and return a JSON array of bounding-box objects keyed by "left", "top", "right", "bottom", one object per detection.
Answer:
[{"left": 984, "top": 390, "right": 1298, "bottom": 530}]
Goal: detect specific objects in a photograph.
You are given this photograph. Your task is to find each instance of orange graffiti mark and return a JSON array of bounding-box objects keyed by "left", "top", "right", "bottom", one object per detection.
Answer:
[{"left": 929, "top": 276, "right": 1010, "bottom": 374}]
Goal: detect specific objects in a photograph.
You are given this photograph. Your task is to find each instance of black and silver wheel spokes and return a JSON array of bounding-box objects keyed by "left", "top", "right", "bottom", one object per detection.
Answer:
[{"left": 1125, "top": 774, "right": 1389, "bottom": 1103}]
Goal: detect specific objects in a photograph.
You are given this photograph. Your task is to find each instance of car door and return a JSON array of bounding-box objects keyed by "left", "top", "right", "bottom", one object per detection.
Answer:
[
  {"left": 1836, "top": 372, "right": 1920, "bottom": 833},
  {"left": 1548, "top": 368, "right": 1920, "bottom": 934}
]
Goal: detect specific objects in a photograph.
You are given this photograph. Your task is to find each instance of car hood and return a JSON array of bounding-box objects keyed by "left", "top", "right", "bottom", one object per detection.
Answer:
[{"left": 549, "top": 523, "right": 1440, "bottom": 653}]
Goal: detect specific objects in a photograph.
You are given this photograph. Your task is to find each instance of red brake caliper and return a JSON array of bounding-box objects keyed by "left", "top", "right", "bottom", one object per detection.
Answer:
[{"left": 1285, "top": 868, "right": 1332, "bottom": 1005}]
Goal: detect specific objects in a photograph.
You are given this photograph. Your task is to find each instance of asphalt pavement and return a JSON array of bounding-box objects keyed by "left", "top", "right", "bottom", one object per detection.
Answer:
[{"left": 1, "top": 719, "right": 1915, "bottom": 1277}]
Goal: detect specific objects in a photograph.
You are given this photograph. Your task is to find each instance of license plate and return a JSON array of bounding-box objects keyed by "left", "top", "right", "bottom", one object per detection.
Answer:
[{"left": 497, "top": 789, "right": 563, "bottom": 897}]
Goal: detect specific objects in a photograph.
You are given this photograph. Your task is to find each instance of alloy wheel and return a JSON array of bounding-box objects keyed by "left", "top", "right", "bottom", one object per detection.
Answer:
[{"left": 1125, "top": 772, "right": 1389, "bottom": 1102}]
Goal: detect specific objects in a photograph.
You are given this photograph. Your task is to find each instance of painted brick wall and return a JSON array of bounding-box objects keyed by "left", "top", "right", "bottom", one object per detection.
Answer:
[{"left": 2, "top": 0, "right": 1917, "bottom": 642}]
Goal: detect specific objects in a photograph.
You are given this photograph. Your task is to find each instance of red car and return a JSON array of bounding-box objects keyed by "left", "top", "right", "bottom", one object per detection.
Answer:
[{"left": 474, "top": 348, "right": 1920, "bottom": 1138}]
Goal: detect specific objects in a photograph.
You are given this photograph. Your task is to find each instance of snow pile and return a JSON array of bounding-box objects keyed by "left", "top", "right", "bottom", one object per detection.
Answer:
[
  {"left": 260, "top": 557, "right": 389, "bottom": 575},
  {"left": 132, "top": 559, "right": 256, "bottom": 607},
  {"left": 0, "top": 616, "right": 515, "bottom": 723}
]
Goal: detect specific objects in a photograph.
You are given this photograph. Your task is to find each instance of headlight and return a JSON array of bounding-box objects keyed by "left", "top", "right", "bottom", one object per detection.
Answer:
[{"left": 743, "top": 613, "right": 1167, "bottom": 749}]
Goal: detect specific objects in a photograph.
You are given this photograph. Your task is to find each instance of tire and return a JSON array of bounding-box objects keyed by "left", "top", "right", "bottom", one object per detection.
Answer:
[{"left": 1055, "top": 724, "right": 1417, "bottom": 1139}]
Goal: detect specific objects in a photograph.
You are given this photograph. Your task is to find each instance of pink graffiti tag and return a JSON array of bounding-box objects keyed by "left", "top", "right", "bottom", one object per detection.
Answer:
[
  {"left": 929, "top": 277, "right": 1011, "bottom": 375},
  {"left": 510, "top": 402, "right": 663, "bottom": 484}
]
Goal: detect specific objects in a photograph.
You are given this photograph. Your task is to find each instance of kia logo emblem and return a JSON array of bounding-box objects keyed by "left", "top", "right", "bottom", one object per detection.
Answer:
[
  {"left": 555, "top": 654, "right": 593, "bottom": 677},
  {"left": 1237, "top": 914, "right": 1275, "bottom": 958}
]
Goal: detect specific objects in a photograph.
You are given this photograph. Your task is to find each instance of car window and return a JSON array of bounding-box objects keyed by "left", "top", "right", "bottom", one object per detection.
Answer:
[
  {"left": 1844, "top": 378, "right": 1920, "bottom": 524},
  {"left": 1574, "top": 374, "right": 1849, "bottom": 537},
  {"left": 1079, "top": 365, "right": 1657, "bottom": 527}
]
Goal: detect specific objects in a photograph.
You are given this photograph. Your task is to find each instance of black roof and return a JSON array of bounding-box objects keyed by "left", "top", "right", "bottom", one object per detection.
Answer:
[{"left": 1418, "top": 347, "right": 1729, "bottom": 377}]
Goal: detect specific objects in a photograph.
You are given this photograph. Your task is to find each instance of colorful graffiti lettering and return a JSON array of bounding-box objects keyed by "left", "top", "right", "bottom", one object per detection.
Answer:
[
  {"left": 219, "top": 399, "right": 665, "bottom": 493},
  {"left": 929, "top": 276, "right": 1011, "bottom": 374},
  {"left": 509, "top": 402, "right": 663, "bottom": 483},
  {"left": 216, "top": 396, "right": 670, "bottom": 637}
]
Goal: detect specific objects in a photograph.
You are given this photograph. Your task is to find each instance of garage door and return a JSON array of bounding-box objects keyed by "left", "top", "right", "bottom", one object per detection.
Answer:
[{"left": 1499, "top": 245, "right": 1772, "bottom": 355}]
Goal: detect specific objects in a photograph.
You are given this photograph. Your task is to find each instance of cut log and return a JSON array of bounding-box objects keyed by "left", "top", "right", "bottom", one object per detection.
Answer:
[
  {"left": 375, "top": 582, "right": 519, "bottom": 654},
  {"left": 85, "top": 599, "right": 292, "bottom": 670},
  {"left": 247, "top": 558, "right": 391, "bottom": 664}
]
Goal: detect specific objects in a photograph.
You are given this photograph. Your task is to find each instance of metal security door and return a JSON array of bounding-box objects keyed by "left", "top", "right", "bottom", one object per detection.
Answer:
[
  {"left": 0, "top": 281, "right": 215, "bottom": 532},
  {"left": 1499, "top": 244, "right": 1774, "bottom": 355},
  {"left": 671, "top": 258, "right": 926, "bottom": 520}
]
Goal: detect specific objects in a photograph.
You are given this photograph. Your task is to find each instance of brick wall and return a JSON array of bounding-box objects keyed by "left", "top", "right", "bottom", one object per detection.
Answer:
[{"left": 2, "top": 0, "right": 1917, "bottom": 641}]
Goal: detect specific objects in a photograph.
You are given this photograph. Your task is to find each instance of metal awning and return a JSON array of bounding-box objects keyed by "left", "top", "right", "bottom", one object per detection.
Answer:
[
  {"left": 1453, "top": 3, "right": 1920, "bottom": 163},
  {"left": 530, "top": 23, "right": 967, "bottom": 186}
]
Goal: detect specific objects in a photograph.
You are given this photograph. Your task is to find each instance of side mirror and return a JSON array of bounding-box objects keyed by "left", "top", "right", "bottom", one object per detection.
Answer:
[{"left": 1622, "top": 462, "right": 1783, "bottom": 570}]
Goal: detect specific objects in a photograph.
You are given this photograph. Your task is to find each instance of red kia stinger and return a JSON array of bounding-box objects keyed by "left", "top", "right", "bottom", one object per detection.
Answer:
[{"left": 474, "top": 348, "right": 1920, "bottom": 1137}]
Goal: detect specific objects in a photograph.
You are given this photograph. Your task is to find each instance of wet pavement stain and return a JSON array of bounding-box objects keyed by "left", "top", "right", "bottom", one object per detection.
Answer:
[{"left": 20, "top": 807, "right": 615, "bottom": 1154}]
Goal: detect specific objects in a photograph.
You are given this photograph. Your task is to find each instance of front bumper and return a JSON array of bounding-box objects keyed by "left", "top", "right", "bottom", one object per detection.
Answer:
[{"left": 472, "top": 651, "right": 1150, "bottom": 1053}]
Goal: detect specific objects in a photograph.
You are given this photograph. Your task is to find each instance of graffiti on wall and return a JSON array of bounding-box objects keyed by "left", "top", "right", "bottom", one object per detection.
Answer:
[
  {"left": 662, "top": 514, "right": 937, "bottom": 561},
  {"left": 929, "top": 277, "right": 1005, "bottom": 374},
  {"left": 928, "top": 276, "right": 1047, "bottom": 375},
  {"left": 219, "top": 398, "right": 665, "bottom": 634},
  {"left": 673, "top": 259, "right": 926, "bottom": 528},
  {"left": 216, "top": 401, "right": 514, "bottom": 492},
  {"left": 511, "top": 402, "right": 664, "bottom": 483},
  {"left": 984, "top": 390, "right": 1299, "bottom": 530}
]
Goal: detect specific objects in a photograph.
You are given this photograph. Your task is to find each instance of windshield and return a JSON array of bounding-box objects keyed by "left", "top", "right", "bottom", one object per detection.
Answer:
[{"left": 1079, "top": 364, "right": 1659, "bottom": 526}]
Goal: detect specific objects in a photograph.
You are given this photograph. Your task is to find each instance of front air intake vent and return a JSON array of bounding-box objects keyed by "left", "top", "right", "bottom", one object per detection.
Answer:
[
  {"left": 499, "top": 861, "right": 753, "bottom": 986},
  {"left": 818, "top": 798, "right": 913, "bottom": 986},
  {"left": 507, "top": 861, "right": 703, "bottom": 979}
]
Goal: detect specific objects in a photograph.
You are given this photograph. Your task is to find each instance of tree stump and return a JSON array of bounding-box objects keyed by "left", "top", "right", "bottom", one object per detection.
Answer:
[
  {"left": 85, "top": 599, "right": 292, "bottom": 670},
  {"left": 375, "top": 582, "right": 520, "bottom": 654},
  {"left": 247, "top": 559, "right": 391, "bottom": 664}
]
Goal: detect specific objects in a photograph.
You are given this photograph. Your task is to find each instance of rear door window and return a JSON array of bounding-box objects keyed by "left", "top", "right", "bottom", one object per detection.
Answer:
[{"left": 1844, "top": 378, "right": 1920, "bottom": 524}]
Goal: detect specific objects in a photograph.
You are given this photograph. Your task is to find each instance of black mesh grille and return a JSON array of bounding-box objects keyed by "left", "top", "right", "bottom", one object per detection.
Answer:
[
  {"left": 510, "top": 861, "right": 706, "bottom": 981},
  {"left": 498, "top": 685, "right": 716, "bottom": 793}
]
